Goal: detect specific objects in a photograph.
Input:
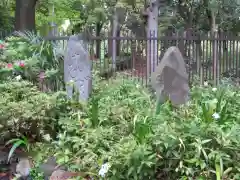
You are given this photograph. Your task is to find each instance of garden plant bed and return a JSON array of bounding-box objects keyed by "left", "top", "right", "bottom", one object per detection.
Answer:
[{"left": 0, "top": 31, "right": 240, "bottom": 180}]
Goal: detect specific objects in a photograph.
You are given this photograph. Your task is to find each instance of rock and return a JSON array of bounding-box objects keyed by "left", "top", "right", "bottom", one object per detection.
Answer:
[
  {"left": 15, "top": 157, "right": 32, "bottom": 177},
  {"left": 39, "top": 157, "right": 86, "bottom": 180},
  {"left": 39, "top": 156, "right": 67, "bottom": 179},
  {"left": 0, "top": 151, "right": 8, "bottom": 164},
  {"left": 49, "top": 169, "right": 85, "bottom": 180},
  {"left": 151, "top": 46, "right": 190, "bottom": 106},
  {"left": 64, "top": 35, "right": 92, "bottom": 101},
  {"left": 0, "top": 150, "right": 33, "bottom": 180},
  {"left": 12, "top": 156, "right": 89, "bottom": 180}
]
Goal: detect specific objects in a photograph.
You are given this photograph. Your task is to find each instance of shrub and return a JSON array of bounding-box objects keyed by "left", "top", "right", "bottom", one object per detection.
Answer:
[
  {"left": 0, "top": 31, "right": 65, "bottom": 90},
  {"left": 3, "top": 31, "right": 240, "bottom": 179},
  {"left": 0, "top": 80, "right": 68, "bottom": 142},
  {"left": 44, "top": 77, "right": 240, "bottom": 180}
]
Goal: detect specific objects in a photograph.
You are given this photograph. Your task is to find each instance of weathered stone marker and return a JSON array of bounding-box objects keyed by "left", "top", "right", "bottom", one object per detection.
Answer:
[
  {"left": 151, "top": 46, "right": 190, "bottom": 106},
  {"left": 64, "top": 35, "right": 92, "bottom": 101}
]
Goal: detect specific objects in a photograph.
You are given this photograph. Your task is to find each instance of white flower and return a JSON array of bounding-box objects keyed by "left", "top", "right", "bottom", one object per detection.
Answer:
[
  {"left": 212, "top": 112, "right": 220, "bottom": 120},
  {"left": 43, "top": 134, "right": 51, "bottom": 141},
  {"left": 212, "top": 98, "right": 218, "bottom": 104},
  {"left": 15, "top": 75, "right": 22, "bottom": 81},
  {"left": 212, "top": 87, "right": 217, "bottom": 92},
  {"left": 203, "top": 81, "right": 208, "bottom": 86},
  {"left": 98, "top": 163, "right": 110, "bottom": 177},
  {"left": 136, "top": 84, "right": 140, "bottom": 88}
]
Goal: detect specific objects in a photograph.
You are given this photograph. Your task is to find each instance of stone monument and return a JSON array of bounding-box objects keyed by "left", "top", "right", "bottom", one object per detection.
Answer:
[
  {"left": 64, "top": 35, "right": 92, "bottom": 101},
  {"left": 151, "top": 46, "right": 190, "bottom": 106}
]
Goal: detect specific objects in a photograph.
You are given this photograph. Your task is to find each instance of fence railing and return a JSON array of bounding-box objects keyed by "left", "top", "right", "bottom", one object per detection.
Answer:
[
  {"left": 0, "top": 30, "right": 14, "bottom": 39},
  {"left": 1, "top": 30, "right": 239, "bottom": 85},
  {"left": 46, "top": 31, "right": 240, "bottom": 85}
]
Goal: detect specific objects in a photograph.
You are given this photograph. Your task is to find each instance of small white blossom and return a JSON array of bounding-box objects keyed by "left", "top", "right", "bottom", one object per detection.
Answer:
[
  {"left": 98, "top": 163, "right": 110, "bottom": 177},
  {"left": 203, "top": 81, "right": 208, "bottom": 86},
  {"left": 212, "top": 112, "right": 220, "bottom": 120},
  {"left": 43, "top": 134, "right": 51, "bottom": 141},
  {"left": 15, "top": 75, "right": 22, "bottom": 81},
  {"left": 212, "top": 87, "right": 217, "bottom": 92},
  {"left": 136, "top": 84, "right": 140, "bottom": 88},
  {"left": 212, "top": 98, "right": 218, "bottom": 104}
]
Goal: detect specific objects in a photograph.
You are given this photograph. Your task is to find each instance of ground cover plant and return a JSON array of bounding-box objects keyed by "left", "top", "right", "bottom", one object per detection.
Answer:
[
  {"left": 28, "top": 77, "right": 240, "bottom": 180},
  {"left": 1, "top": 32, "right": 240, "bottom": 180}
]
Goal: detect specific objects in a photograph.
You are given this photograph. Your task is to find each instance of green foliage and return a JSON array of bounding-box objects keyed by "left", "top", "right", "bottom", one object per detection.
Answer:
[
  {"left": 0, "top": 0, "right": 14, "bottom": 32},
  {"left": 29, "top": 168, "right": 45, "bottom": 180},
  {"left": 0, "top": 80, "right": 68, "bottom": 141},
  {"left": 30, "top": 77, "right": 240, "bottom": 179},
  {"left": 0, "top": 67, "right": 12, "bottom": 81},
  {"left": 1, "top": 67, "right": 240, "bottom": 179},
  {"left": 1, "top": 31, "right": 64, "bottom": 90},
  {"left": 6, "top": 135, "right": 30, "bottom": 162},
  {"left": 36, "top": 0, "right": 83, "bottom": 30}
]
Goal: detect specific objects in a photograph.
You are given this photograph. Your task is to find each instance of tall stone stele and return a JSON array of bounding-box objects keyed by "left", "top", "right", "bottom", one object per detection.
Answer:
[
  {"left": 151, "top": 46, "right": 190, "bottom": 106},
  {"left": 64, "top": 35, "right": 92, "bottom": 101}
]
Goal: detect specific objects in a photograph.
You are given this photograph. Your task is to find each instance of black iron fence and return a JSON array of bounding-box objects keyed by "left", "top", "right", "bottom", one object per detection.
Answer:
[
  {"left": 46, "top": 31, "right": 240, "bottom": 85},
  {"left": 2, "top": 30, "right": 240, "bottom": 85},
  {"left": 0, "top": 30, "right": 14, "bottom": 39}
]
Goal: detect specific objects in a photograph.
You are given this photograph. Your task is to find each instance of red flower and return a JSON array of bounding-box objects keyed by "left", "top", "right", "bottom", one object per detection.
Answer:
[
  {"left": 19, "top": 62, "right": 25, "bottom": 67},
  {"left": 0, "top": 44, "right": 4, "bottom": 49},
  {"left": 7, "top": 63, "right": 13, "bottom": 69}
]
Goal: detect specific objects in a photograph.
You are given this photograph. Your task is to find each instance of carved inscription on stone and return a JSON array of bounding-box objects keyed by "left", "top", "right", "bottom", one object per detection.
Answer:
[{"left": 64, "top": 35, "right": 92, "bottom": 101}]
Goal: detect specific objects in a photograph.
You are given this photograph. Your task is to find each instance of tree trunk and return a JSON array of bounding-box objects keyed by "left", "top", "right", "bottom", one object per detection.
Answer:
[
  {"left": 211, "top": 11, "right": 218, "bottom": 85},
  {"left": 146, "top": 1, "right": 158, "bottom": 81},
  {"left": 15, "top": 0, "right": 38, "bottom": 31},
  {"left": 112, "top": 11, "right": 118, "bottom": 70}
]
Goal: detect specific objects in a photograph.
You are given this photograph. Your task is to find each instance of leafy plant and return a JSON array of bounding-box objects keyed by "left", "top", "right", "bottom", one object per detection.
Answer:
[
  {"left": 1, "top": 31, "right": 65, "bottom": 91},
  {"left": 2, "top": 70, "right": 240, "bottom": 179},
  {"left": 0, "top": 80, "right": 70, "bottom": 141},
  {"left": 47, "top": 77, "right": 240, "bottom": 179},
  {"left": 5, "top": 135, "right": 30, "bottom": 162}
]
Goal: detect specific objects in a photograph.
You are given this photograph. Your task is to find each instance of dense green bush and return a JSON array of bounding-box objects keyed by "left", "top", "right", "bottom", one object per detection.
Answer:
[
  {"left": 0, "top": 4, "right": 13, "bottom": 32},
  {"left": 0, "top": 80, "right": 68, "bottom": 142},
  {"left": 38, "top": 77, "right": 240, "bottom": 180}
]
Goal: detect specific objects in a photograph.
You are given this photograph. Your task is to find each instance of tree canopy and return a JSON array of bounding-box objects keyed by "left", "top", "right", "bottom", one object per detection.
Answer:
[{"left": 0, "top": 0, "right": 240, "bottom": 35}]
